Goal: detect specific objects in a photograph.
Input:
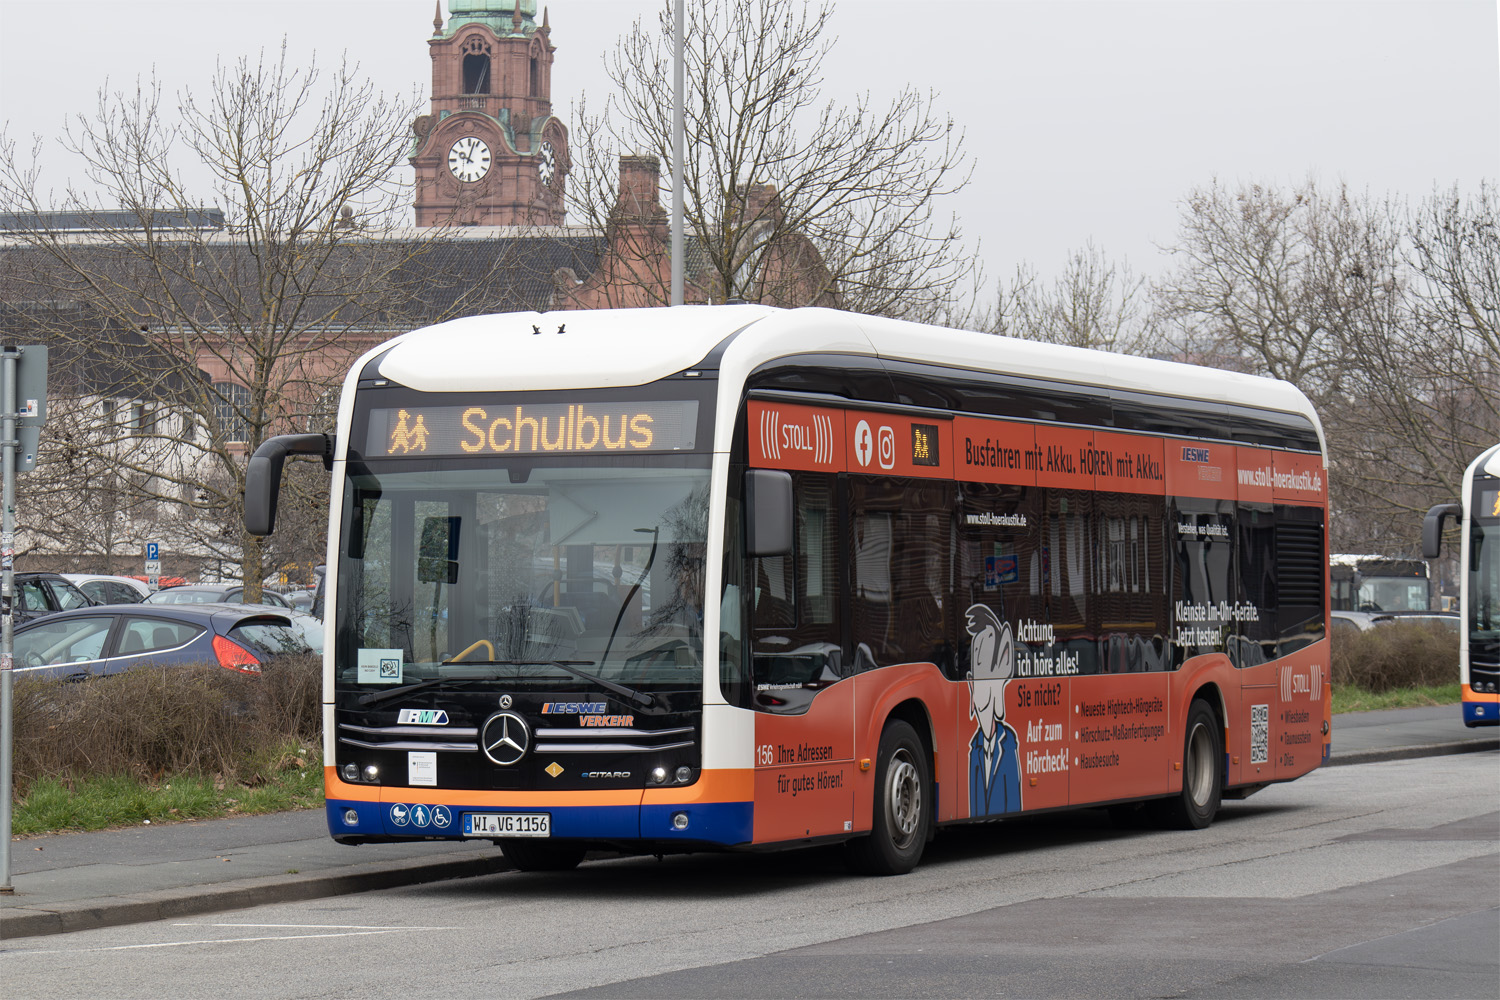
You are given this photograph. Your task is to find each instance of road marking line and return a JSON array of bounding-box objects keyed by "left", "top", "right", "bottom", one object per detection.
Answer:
[
  {"left": 13, "top": 929, "right": 409, "bottom": 954},
  {"left": 171, "top": 929, "right": 456, "bottom": 935}
]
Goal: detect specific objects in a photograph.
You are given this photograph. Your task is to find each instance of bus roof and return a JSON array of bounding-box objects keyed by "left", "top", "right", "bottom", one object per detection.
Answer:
[{"left": 366, "top": 305, "right": 1324, "bottom": 452}]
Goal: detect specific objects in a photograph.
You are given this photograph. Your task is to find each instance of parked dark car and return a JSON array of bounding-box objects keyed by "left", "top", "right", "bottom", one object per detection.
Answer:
[
  {"left": 13, "top": 573, "right": 96, "bottom": 625},
  {"left": 12, "top": 604, "right": 316, "bottom": 681},
  {"left": 144, "top": 584, "right": 292, "bottom": 609}
]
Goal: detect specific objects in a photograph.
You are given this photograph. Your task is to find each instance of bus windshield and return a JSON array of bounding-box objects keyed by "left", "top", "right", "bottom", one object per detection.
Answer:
[{"left": 335, "top": 459, "right": 710, "bottom": 693}]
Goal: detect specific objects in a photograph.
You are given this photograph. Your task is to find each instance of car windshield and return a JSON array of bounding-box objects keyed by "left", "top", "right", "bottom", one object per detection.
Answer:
[{"left": 335, "top": 460, "right": 710, "bottom": 692}]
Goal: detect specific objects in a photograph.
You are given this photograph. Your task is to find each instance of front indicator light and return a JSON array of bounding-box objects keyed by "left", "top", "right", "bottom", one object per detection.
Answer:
[
  {"left": 341, "top": 763, "right": 359, "bottom": 782},
  {"left": 672, "top": 812, "right": 689, "bottom": 831},
  {"left": 675, "top": 766, "right": 692, "bottom": 783},
  {"left": 343, "top": 809, "right": 359, "bottom": 826}
]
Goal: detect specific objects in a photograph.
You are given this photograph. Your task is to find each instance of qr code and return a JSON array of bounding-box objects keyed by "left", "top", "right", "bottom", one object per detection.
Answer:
[{"left": 1250, "top": 703, "right": 1269, "bottom": 764}]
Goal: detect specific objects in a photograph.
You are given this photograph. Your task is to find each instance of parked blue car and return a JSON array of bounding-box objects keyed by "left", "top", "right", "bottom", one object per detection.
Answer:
[{"left": 12, "top": 604, "right": 317, "bottom": 681}]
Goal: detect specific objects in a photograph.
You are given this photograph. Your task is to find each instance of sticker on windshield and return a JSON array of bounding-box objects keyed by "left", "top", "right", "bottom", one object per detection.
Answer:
[{"left": 358, "top": 648, "right": 405, "bottom": 685}]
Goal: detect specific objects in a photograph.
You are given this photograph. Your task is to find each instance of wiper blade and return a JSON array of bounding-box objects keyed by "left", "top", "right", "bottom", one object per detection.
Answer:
[
  {"left": 464, "top": 659, "right": 657, "bottom": 710},
  {"left": 356, "top": 675, "right": 502, "bottom": 708}
]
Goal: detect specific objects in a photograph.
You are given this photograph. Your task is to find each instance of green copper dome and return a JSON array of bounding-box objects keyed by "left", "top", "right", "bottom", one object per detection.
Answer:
[{"left": 442, "top": 1, "right": 538, "bottom": 38}]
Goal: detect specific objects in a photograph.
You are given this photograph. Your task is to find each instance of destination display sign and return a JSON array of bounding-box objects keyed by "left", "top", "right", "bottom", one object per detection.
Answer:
[{"left": 368, "top": 401, "right": 699, "bottom": 458}]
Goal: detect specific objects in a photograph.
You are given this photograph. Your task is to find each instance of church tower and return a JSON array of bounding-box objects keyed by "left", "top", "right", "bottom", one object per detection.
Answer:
[{"left": 411, "top": 1, "right": 569, "bottom": 227}]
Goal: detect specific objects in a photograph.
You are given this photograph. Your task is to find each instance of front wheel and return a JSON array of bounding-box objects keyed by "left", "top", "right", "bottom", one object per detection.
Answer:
[
  {"left": 500, "top": 839, "right": 587, "bottom": 872},
  {"left": 845, "top": 720, "right": 930, "bottom": 875},
  {"left": 1150, "top": 698, "right": 1222, "bottom": 830}
]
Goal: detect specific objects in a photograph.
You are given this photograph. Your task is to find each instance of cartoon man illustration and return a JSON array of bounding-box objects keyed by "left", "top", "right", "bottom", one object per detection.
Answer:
[{"left": 965, "top": 603, "right": 1022, "bottom": 816}]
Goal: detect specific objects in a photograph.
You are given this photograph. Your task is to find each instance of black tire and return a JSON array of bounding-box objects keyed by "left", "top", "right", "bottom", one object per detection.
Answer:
[
  {"left": 1150, "top": 698, "right": 1222, "bottom": 830},
  {"left": 845, "top": 720, "right": 930, "bottom": 876},
  {"left": 500, "top": 839, "right": 587, "bottom": 872}
]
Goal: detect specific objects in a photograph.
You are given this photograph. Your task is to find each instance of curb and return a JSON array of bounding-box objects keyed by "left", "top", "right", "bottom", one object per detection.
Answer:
[
  {"left": 1326, "top": 738, "right": 1499, "bottom": 767},
  {"left": 1, "top": 851, "right": 512, "bottom": 941}
]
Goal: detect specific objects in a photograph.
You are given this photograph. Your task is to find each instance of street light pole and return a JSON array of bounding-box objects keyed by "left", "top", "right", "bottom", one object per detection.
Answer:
[{"left": 671, "top": 0, "right": 685, "bottom": 307}]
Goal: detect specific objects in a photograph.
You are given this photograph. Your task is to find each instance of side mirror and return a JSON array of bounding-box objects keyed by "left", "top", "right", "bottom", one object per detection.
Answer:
[
  {"left": 244, "top": 434, "right": 332, "bottom": 536},
  {"left": 1421, "top": 503, "right": 1461, "bottom": 559},
  {"left": 745, "top": 468, "right": 793, "bottom": 557}
]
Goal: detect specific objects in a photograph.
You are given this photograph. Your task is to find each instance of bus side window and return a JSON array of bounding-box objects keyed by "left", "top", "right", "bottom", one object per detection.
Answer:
[
  {"left": 850, "top": 477, "right": 952, "bottom": 673},
  {"left": 750, "top": 473, "right": 842, "bottom": 707}
]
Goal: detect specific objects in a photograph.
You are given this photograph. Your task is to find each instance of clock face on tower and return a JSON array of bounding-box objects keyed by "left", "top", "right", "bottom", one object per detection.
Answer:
[
  {"left": 447, "top": 136, "right": 491, "bottom": 183},
  {"left": 537, "top": 140, "right": 556, "bottom": 187}
]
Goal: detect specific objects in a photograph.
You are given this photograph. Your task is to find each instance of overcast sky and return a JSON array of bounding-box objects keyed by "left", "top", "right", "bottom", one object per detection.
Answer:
[{"left": 2, "top": 0, "right": 1496, "bottom": 294}]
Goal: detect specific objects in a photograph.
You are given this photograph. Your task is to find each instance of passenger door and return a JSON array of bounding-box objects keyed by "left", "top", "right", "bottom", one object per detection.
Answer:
[{"left": 14, "top": 615, "right": 117, "bottom": 680}]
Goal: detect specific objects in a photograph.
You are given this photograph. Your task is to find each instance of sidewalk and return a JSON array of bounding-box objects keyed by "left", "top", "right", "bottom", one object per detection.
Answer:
[{"left": 3, "top": 706, "right": 1496, "bottom": 940}]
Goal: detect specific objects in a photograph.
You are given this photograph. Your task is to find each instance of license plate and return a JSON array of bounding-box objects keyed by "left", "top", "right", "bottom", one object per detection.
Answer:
[{"left": 462, "top": 812, "right": 551, "bottom": 838}]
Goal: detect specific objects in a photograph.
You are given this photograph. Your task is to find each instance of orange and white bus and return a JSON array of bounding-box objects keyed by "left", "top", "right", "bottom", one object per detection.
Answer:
[{"left": 246, "top": 305, "right": 1331, "bottom": 874}]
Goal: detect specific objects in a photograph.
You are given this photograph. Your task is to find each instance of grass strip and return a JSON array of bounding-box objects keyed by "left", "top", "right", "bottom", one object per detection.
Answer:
[
  {"left": 13, "top": 745, "right": 324, "bottom": 836},
  {"left": 12, "top": 685, "right": 1466, "bottom": 836},
  {"left": 1331, "top": 682, "right": 1462, "bottom": 714}
]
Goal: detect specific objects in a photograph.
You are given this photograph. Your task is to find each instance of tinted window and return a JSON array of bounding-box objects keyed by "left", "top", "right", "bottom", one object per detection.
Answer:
[
  {"left": 229, "top": 622, "right": 314, "bottom": 657},
  {"left": 1171, "top": 499, "right": 1235, "bottom": 667},
  {"left": 110, "top": 583, "right": 144, "bottom": 603},
  {"left": 116, "top": 618, "right": 203, "bottom": 655},
  {"left": 850, "top": 477, "right": 953, "bottom": 673},
  {"left": 16, "top": 616, "right": 113, "bottom": 667},
  {"left": 79, "top": 581, "right": 111, "bottom": 603},
  {"left": 1274, "top": 505, "right": 1325, "bottom": 655}
]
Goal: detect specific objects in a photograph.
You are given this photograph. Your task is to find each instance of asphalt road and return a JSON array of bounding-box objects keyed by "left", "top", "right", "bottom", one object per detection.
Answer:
[{"left": 3, "top": 752, "right": 1495, "bottom": 1000}]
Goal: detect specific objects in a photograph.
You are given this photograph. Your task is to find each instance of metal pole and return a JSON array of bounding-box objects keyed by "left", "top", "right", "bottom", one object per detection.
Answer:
[
  {"left": 670, "top": 0, "right": 685, "bottom": 307},
  {"left": 1, "top": 346, "right": 17, "bottom": 892}
]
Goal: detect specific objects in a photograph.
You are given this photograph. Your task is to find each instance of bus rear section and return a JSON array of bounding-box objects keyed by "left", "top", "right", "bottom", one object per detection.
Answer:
[{"left": 733, "top": 394, "right": 1330, "bottom": 872}]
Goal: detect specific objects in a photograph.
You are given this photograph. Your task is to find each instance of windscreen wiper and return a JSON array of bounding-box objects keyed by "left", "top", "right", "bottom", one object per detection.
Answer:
[
  {"left": 356, "top": 675, "right": 504, "bottom": 708},
  {"left": 467, "top": 659, "right": 657, "bottom": 710}
]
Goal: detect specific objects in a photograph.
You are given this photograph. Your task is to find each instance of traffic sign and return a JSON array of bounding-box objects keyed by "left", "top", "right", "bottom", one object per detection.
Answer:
[
  {"left": 145, "top": 542, "right": 160, "bottom": 561},
  {"left": 143, "top": 559, "right": 161, "bottom": 575}
]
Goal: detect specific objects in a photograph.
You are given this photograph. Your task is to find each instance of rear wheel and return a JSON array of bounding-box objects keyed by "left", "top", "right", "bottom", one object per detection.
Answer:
[
  {"left": 1150, "top": 698, "right": 1222, "bottom": 830},
  {"left": 500, "top": 839, "right": 587, "bottom": 872},
  {"left": 845, "top": 720, "right": 930, "bottom": 875}
]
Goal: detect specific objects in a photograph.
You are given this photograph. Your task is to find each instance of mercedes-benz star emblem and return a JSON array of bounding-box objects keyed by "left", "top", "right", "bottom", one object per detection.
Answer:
[
  {"left": 480, "top": 711, "right": 530, "bottom": 766},
  {"left": 498, "top": 694, "right": 513, "bottom": 709}
]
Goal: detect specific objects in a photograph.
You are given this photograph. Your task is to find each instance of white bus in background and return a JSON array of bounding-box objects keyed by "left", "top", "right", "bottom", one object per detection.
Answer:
[
  {"left": 1423, "top": 443, "right": 1500, "bottom": 727},
  {"left": 1328, "top": 554, "right": 1430, "bottom": 613}
]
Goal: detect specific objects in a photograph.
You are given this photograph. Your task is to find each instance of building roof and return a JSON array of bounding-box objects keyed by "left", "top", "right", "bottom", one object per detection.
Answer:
[
  {"left": 0, "top": 209, "right": 225, "bottom": 234},
  {"left": 442, "top": 0, "right": 538, "bottom": 38}
]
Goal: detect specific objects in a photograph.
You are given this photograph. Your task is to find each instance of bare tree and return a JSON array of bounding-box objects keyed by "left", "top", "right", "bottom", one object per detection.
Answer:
[
  {"left": 1152, "top": 177, "right": 1497, "bottom": 553},
  {"left": 0, "top": 47, "right": 490, "bottom": 596},
  {"left": 1332, "top": 184, "right": 1500, "bottom": 549},
  {"left": 1153, "top": 178, "right": 1400, "bottom": 398},
  {"left": 993, "top": 242, "right": 1160, "bottom": 354},
  {"left": 565, "top": 0, "right": 979, "bottom": 320}
]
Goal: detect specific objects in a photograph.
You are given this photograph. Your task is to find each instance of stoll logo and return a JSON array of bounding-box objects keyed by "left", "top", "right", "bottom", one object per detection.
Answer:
[{"left": 760, "top": 408, "right": 834, "bottom": 464}]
